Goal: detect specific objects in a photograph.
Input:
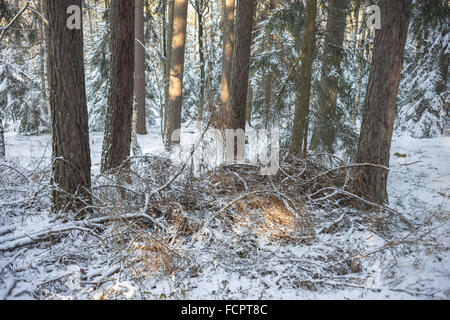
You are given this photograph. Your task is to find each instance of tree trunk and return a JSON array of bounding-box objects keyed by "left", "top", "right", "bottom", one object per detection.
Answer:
[
  {"left": 356, "top": 0, "right": 412, "bottom": 204},
  {"left": 101, "top": 0, "right": 135, "bottom": 172},
  {"left": 196, "top": 0, "right": 206, "bottom": 122},
  {"left": 45, "top": 0, "right": 92, "bottom": 213},
  {"left": 437, "top": 42, "right": 449, "bottom": 135},
  {"left": 0, "top": 118, "right": 5, "bottom": 158},
  {"left": 165, "top": 0, "right": 188, "bottom": 146},
  {"left": 229, "top": 0, "right": 256, "bottom": 131},
  {"left": 289, "top": 0, "right": 317, "bottom": 156},
  {"left": 219, "top": 0, "right": 235, "bottom": 128},
  {"left": 246, "top": 82, "right": 253, "bottom": 127},
  {"left": 352, "top": 25, "right": 369, "bottom": 125},
  {"left": 352, "top": 0, "right": 362, "bottom": 54},
  {"left": 163, "top": 0, "right": 174, "bottom": 140},
  {"left": 131, "top": 100, "right": 143, "bottom": 156},
  {"left": 310, "top": 0, "right": 349, "bottom": 154},
  {"left": 135, "top": 0, "right": 147, "bottom": 134},
  {"left": 40, "top": 0, "right": 51, "bottom": 117}
]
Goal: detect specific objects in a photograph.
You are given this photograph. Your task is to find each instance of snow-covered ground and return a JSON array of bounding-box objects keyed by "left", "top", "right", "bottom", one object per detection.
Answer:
[{"left": 0, "top": 128, "right": 448, "bottom": 300}]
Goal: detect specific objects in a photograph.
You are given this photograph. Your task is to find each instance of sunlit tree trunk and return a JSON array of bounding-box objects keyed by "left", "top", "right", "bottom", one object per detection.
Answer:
[
  {"left": 356, "top": 0, "right": 412, "bottom": 204},
  {"left": 219, "top": 0, "right": 235, "bottom": 128},
  {"left": 165, "top": 0, "right": 188, "bottom": 146}
]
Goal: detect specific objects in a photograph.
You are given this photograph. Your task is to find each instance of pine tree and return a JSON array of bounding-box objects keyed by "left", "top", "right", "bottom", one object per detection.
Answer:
[
  {"left": 356, "top": 0, "right": 412, "bottom": 204},
  {"left": 229, "top": 0, "right": 256, "bottom": 131},
  {"left": 219, "top": 0, "right": 235, "bottom": 128},
  {"left": 165, "top": 0, "right": 188, "bottom": 146},
  {"left": 135, "top": 0, "right": 147, "bottom": 135},
  {"left": 310, "top": 0, "right": 350, "bottom": 154},
  {"left": 101, "top": 0, "right": 136, "bottom": 172},
  {"left": 289, "top": 0, "right": 317, "bottom": 155},
  {"left": 46, "top": 0, "right": 92, "bottom": 212}
]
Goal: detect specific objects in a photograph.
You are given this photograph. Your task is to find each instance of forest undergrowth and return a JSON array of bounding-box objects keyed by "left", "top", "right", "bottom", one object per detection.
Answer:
[{"left": 0, "top": 146, "right": 447, "bottom": 299}]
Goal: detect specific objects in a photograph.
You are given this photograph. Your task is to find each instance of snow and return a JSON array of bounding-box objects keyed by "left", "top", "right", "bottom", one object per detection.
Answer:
[{"left": 0, "top": 128, "right": 449, "bottom": 300}]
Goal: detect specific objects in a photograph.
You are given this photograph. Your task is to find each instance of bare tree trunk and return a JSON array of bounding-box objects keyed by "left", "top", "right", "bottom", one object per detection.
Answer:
[
  {"left": 219, "top": 0, "right": 235, "bottom": 128},
  {"left": 246, "top": 82, "right": 253, "bottom": 127},
  {"left": 351, "top": 10, "right": 369, "bottom": 125},
  {"left": 352, "top": 0, "right": 362, "bottom": 54},
  {"left": 40, "top": 0, "right": 50, "bottom": 116},
  {"left": 101, "top": 0, "right": 135, "bottom": 172},
  {"left": 163, "top": 0, "right": 175, "bottom": 140},
  {"left": 356, "top": 0, "right": 412, "bottom": 204},
  {"left": 195, "top": 0, "right": 207, "bottom": 122},
  {"left": 45, "top": 0, "right": 92, "bottom": 213},
  {"left": 229, "top": 0, "right": 256, "bottom": 131},
  {"left": 310, "top": 0, "right": 349, "bottom": 153},
  {"left": 0, "top": 118, "right": 5, "bottom": 158},
  {"left": 437, "top": 41, "right": 449, "bottom": 135},
  {"left": 165, "top": 0, "right": 188, "bottom": 146},
  {"left": 289, "top": 0, "right": 317, "bottom": 156},
  {"left": 131, "top": 100, "right": 143, "bottom": 156},
  {"left": 135, "top": 0, "right": 147, "bottom": 134}
]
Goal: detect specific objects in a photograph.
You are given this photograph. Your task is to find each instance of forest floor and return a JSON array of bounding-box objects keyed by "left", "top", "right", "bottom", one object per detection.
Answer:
[{"left": 0, "top": 127, "right": 449, "bottom": 300}]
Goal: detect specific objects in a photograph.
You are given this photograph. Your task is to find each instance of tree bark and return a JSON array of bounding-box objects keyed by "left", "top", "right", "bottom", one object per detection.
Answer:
[
  {"left": 194, "top": 0, "right": 207, "bottom": 122},
  {"left": 0, "top": 118, "right": 5, "bottom": 158},
  {"left": 135, "top": 0, "right": 147, "bottom": 134},
  {"left": 163, "top": 0, "right": 174, "bottom": 139},
  {"left": 101, "top": 0, "right": 135, "bottom": 172},
  {"left": 219, "top": 0, "right": 235, "bottom": 128},
  {"left": 310, "top": 0, "right": 349, "bottom": 153},
  {"left": 39, "top": 0, "right": 50, "bottom": 117},
  {"left": 437, "top": 40, "right": 449, "bottom": 135},
  {"left": 289, "top": 0, "right": 317, "bottom": 156},
  {"left": 229, "top": 0, "right": 256, "bottom": 131},
  {"left": 165, "top": 0, "right": 188, "bottom": 146},
  {"left": 246, "top": 82, "right": 253, "bottom": 127},
  {"left": 45, "top": 0, "right": 92, "bottom": 212},
  {"left": 356, "top": 0, "right": 412, "bottom": 204}
]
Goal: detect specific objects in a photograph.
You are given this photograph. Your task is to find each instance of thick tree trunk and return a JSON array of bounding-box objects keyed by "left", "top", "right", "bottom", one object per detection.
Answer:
[
  {"left": 101, "top": 0, "right": 135, "bottom": 172},
  {"left": 289, "top": 0, "right": 317, "bottom": 156},
  {"left": 165, "top": 0, "right": 188, "bottom": 146},
  {"left": 135, "top": 0, "right": 147, "bottom": 134},
  {"left": 229, "top": 0, "right": 256, "bottom": 131},
  {"left": 45, "top": 0, "right": 92, "bottom": 212},
  {"left": 310, "top": 0, "right": 349, "bottom": 153},
  {"left": 356, "top": 0, "right": 412, "bottom": 204},
  {"left": 219, "top": 0, "right": 235, "bottom": 128}
]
